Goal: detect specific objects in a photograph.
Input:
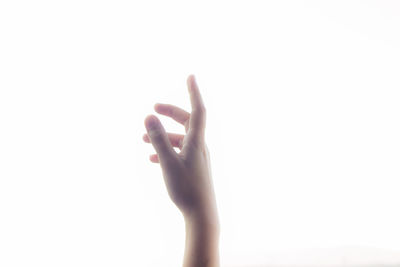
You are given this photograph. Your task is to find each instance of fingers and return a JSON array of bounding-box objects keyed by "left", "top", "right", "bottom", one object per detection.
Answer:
[
  {"left": 187, "top": 74, "right": 206, "bottom": 142},
  {"left": 149, "top": 154, "right": 159, "bottom": 163},
  {"left": 154, "top": 103, "right": 190, "bottom": 131},
  {"left": 144, "top": 115, "right": 177, "bottom": 163},
  {"left": 143, "top": 132, "right": 184, "bottom": 149}
]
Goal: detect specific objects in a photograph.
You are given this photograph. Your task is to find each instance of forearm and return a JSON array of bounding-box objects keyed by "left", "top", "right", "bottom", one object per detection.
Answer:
[{"left": 183, "top": 211, "right": 220, "bottom": 267}]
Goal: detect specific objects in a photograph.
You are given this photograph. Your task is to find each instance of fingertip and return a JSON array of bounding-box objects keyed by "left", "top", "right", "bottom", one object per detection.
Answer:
[
  {"left": 145, "top": 114, "right": 157, "bottom": 121},
  {"left": 142, "top": 133, "right": 149, "bottom": 142},
  {"left": 144, "top": 114, "right": 152, "bottom": 124},
  {"left": 149, "top": 154, "right": 159, "bottom": 163},
  {"left": 144, "top": 114, "right": 159, "bottom": 130},
  {"left": 154, "top": 103, "right": 162, "bottom": 111},
  {"left": 154, "top": 103, "right": 167, "bottom": 114},
  {"left": 187, "top": 74, "right": 196, "bottom": 89}
]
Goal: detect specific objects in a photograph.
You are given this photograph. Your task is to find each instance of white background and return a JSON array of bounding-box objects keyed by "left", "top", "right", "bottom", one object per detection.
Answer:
[{"left": 1, "top": 1, "right": 399, "bottom": 266}]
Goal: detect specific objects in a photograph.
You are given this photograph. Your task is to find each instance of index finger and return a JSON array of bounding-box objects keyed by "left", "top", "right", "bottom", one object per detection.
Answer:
[
  {"left": 187, "top": 74, "right": 206, "bottom": 139},
  {"left": 154, "top": 103, "right": 190, "bottom": 132}
]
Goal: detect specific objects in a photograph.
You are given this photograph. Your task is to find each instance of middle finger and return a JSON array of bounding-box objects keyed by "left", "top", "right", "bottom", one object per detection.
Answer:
[{"left": 154, "top": 103, "right": 190, "bottom": 131}]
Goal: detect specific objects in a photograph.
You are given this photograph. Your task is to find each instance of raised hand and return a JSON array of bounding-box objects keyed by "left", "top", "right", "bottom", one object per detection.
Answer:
[{"left": 143, "top": 74, "right": 219, "bottom": 267}]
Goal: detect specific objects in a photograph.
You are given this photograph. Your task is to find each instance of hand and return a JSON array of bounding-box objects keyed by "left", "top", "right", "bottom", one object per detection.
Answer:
[
  {"left": 142, "top": 75, "right": 217, "bottom": 221},
  {"left": 143, "top": 74, "right": 219, "bottom": 267}
]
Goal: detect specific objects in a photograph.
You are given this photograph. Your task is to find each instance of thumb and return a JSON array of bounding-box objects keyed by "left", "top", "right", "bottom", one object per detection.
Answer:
[{"left": 144, "top": 115, "right": 176, "bottom": 162}]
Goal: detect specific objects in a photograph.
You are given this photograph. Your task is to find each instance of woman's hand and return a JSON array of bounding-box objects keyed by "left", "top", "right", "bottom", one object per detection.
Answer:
[{"left": 143, "top": 75, "right": 219, "bottom": 267}]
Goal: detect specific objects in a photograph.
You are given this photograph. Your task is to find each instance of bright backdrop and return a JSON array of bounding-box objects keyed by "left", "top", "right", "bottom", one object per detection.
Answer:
[{"left": 0, "top": 1, "right": 399, "bottom": 266}]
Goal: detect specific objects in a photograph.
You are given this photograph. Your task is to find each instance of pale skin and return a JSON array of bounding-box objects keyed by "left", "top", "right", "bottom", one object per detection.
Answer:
[{"left": 142, "top": 75, "right": 220, "bottom": 267}]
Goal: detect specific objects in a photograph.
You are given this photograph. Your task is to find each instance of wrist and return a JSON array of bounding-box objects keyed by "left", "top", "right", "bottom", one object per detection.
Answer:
[
  {"left": 183, "top": 209, "right": 220, "bottom": 267},
  {"left": 184, "top": 208, "right": 220, "bottom": 236}
]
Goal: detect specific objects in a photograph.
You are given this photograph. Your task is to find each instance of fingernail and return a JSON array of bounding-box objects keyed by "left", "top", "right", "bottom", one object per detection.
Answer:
[{"left": 146, "top": 116, "right": 158, "bottom": 130}]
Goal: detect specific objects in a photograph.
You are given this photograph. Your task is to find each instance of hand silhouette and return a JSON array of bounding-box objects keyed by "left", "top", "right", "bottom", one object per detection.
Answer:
[
  {"left": 143, "top": 74, "right": 219, "bottom": 266},
  {"left": 142, "top": 75, "right": 217, "bottom": 219}
]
